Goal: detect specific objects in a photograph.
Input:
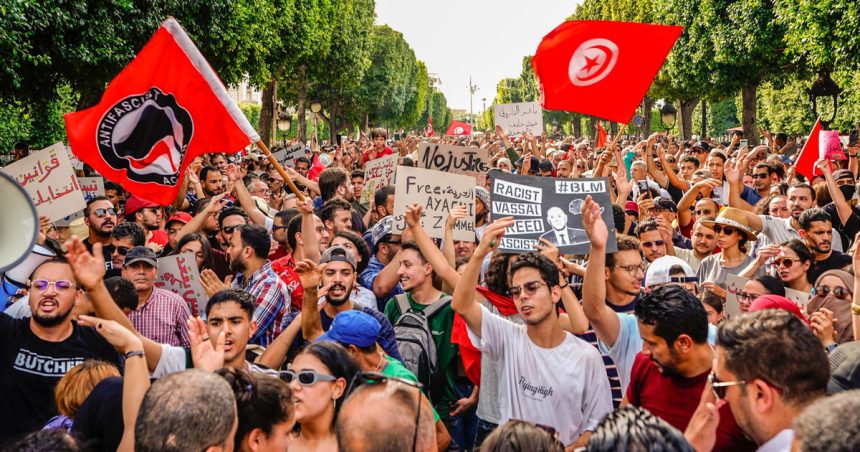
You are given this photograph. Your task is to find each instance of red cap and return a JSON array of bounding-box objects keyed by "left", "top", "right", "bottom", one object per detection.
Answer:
[
  {"left": 625, "top": 201, "right": 639, "bottom": 215},
  {"left": 749, "top": 295, "right": 809, "bottom": 326},
  {"left": 124, "top": 195, "right": 160, "bottom": 215},
  {"left": 166, "top": 211, "right": 192, "bottom": 226}
]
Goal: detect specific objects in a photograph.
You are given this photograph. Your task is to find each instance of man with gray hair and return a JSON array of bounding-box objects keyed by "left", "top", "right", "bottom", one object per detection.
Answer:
[
  {"left": 791, "top": 390, "right": 860, "bottom": 452},
  {"left": 135, "top": 369, "right": 237, "bottom": 452}
]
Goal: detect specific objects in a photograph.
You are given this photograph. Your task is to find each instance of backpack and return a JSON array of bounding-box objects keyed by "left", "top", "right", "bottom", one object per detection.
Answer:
[{"left": 392, "top": 294, "right": 451, "bottom": 392}]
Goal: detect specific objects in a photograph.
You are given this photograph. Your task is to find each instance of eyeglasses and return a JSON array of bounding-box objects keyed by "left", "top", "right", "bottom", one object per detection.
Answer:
[
  {"left": 695, "top": 209, "right": 715, "bottom": 217},
  {"left": 771, "top": 257, "right": 795, "bottom": 268},
  {"left": 616, "top": 263, "right": 647, "bottom": 276},
  {"left": 752, "top": 173, "right": 769, "bottom": 179},
  {"left": 641, "top": 240, "right": 665, "bottom": 248},
  {"left": 105, "top": 245, "right": 130, "bottom": 256},
  {"left": 279, "top": 370, "right": 337, "bottom": 386},
  {"left": 30, "top": 279, "right": 75, "bottom": 292},
  {"left": 92, "top": 208, "right": 117, "bottom": 217},
  {"left": 736, "top": 291, "right": 761, "bottom": 302},
  {"left": 713, "top": 225, "right": 737, "bottom": 235},
  {"left": 813, "top": 285, "right": 852, "bottom": 300},
  {"left": 384, "top": 240, "right": 402, "bottom": 246},
  {"left": 507, "top": 281, "right": 547, "bottom": 298},
  {"left": 348, "top": 372, "right": 423, "bottom": 452},
  {"left": 222, "top": 225, "right": 241, "bottom": 235},
  {"left": 709, "top": 372, "right": 746, "bottom": 400}
]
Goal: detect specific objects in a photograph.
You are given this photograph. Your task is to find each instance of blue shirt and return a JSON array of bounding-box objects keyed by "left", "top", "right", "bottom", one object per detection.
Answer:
[
  {"left": 741, "top": 185, "right": 762, "bottom": 206},
  {"left": 358, "top": 256, "right": 403, "bottom": 310}
]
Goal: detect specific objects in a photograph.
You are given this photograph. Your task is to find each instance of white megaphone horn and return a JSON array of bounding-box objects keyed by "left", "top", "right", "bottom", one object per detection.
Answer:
[{"left": 0, "top": 171, "right": 43, "bottom": 277}]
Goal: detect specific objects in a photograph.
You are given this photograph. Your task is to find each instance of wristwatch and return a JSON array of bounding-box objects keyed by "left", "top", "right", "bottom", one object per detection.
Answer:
[{"left": 851, "top": 303, "right": 860, "bottom": 316}]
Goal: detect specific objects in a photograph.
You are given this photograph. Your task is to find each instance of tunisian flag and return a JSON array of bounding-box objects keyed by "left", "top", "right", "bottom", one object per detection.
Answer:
[
  {"left": 426, "top": 116, "right": 434, "bottom": 137},
  {"left": 64, "top": 18, "right": 259, "bottom": 205},
  {"left": 446, "top": 121, "right": 473, "bottom": 136},
  {"left": 794, "top": 119, "right": 822, "bottom": 181},
  {"left": 532, "top": 21, "right": 683, "bottom": 124},
  {"left": 596, "top": 122, "right": 608, "bottom": 148}
]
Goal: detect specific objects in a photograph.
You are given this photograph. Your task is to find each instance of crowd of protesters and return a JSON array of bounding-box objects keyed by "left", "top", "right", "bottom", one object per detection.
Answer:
[{"left": 3, "top": 125, "right": 860, "bottom": 452}]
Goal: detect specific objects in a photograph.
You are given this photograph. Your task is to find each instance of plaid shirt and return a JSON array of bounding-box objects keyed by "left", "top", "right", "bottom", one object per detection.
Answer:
[
  {"left": 129, "top": 287, "right": 192, "bottom": 347},
  {"left": 232, "top": 261, "right": 290, "bottom": 347}
]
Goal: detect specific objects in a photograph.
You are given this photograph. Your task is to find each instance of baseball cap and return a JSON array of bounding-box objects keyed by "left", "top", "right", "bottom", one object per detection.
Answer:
[
  {"left": 691, "top": 141, "right": 711, "bottom": 152},
  {"left": 475, "top": 186, "right": 490, "bottom": 209},
  {"left": 166, "top": 212, "right": 192, "bottom": 226},
  {"left": 123, "top": 246, "right": 158, "bottom": 268},
  {"left": 538, "top": 159, "right": 555, "bottom": 173},
  {"left": 645, "top": 256, "right": 697, "bottom": 288},
  {"left": 316, "top": 310, "right": 381, "bottom": 348},
  {"left": 371, "top": 216, "right": 395, "bottom": 248},
  {"left": 653, "top": 196, "right": 678, "bottom": 212},
  {"left": 828, "top": 342, "right": 860, "bottom": 394},
  {"left": 624, "top": 201, "right": 639, "bottom": 215},
  {"left": 124, "top": 195, "right": 160, "bottom": 215},
  {"left": 320, "top": 246, "right": 357, "bottom": 270},
  {"left": 833, "top": 169, "right": 854, "bottom": 181}
]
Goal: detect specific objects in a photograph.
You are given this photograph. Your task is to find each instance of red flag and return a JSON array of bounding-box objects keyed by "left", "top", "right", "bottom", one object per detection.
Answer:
[
  {"left": 64, "top": 18, "right": 258, "bottom": 205},
  {"left": 596, "top": 122, "right": 607, "bottom": 148},
  {"left": 532, "top": 20, "right": 682, "bottom": 123},
  {"left": 426, "top": 116, "right": 434, "bottom": 137},
  {"left": 795, "top": 118, "right": 822, "bottom": 181},
  {"left": 445, "top": 121, "right": 473, "bottom": 136}
]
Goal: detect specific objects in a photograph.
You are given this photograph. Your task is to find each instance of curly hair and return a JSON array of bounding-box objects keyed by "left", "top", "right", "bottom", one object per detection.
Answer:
[{"left": 509, "top": 251, "right": 559, "bottom": 288}]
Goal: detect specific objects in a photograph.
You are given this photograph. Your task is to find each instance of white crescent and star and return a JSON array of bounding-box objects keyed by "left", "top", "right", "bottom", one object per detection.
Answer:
[{"left": 568, "top": 38, "right": 619, "bottom": 87}]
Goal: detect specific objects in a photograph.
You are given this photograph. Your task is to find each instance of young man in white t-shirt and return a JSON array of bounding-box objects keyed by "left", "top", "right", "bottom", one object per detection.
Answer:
[{"left": 452, "top": 217, "right": 612, "bottom": 448}]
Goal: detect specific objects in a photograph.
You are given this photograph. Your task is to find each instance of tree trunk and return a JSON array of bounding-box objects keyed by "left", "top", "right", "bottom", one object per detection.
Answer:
[
  {"left": 741, "top": 85, "right": 758, "bottom": 145},
  {"left": 700, "top": 100, "right": 708, "bottom": 139},
  {"left": 572, "top": 114, "right": 582, "bottom": 138},
  {"left": 589, "top": 116, "right": 598, "bottom": 140},
  {"left": 641, "top": 97, "right": 654, "bottom": 139},
  {"left": 297, "top": 82, "right": 307, "bottom": 143},
  {"left": 258, "top": 80, "right": 275, "bottom": 149},
  {"left": 609, "top": 122, "right": 618, "bottom": 138},
  {"left": 679, "top": 99, "right": 699, "bottom": 141},
  {"left": 328, "top": 105, "right": 340, "bottom": 144}
]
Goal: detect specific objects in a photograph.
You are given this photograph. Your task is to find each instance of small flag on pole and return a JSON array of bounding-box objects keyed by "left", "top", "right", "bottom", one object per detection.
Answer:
[{"left": 446, "top": 121, "right": 473, "bottom": 136}]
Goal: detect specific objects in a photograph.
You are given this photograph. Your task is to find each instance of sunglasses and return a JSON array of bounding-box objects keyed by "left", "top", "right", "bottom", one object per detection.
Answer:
[
  {"left": 771, "top": 257, "right": 795, "bottom": 268},
  {"left": 695, "top": 209, "right": 715, "bottom": 217},
  {"left": 271, "top": 225, "right": 289, "bottom": 231},
  {"left": 105, "top": 245, "right": 130, "bottom": 256},
  {"left": 692, "top": 149, "right": 707, "bottom": 154},
  {"left": 222, "top": 225, "right": 241, "bottom": 235},
  {"left": 507, "top": 280, "right": 547, "bottom": 298},
  {"left": 752, "top": 173, "right": 769, "bottom": 179},
  {"left": 92, "top": 208, "right": 117, "bottom": 217},
  {"left": 348, "top": 372, "right": 423, "bottom": 452},
  {"left": 642, "top": 240, "right": 665, "bottom": 248},
  {"left": 709, "top": 372, "right": 746, "bottom": 400},
  {"left": 813, "top": 285, "right": 852, "bottom": 300},
  {"left": 30, "top": 279, "right": 75, "bottom": 292},
  {"left": 279, "top": 370, "right": 337, "bottom": 386},
  {"left": 713, "top": 225, "right": 737, "bottom": 235}
]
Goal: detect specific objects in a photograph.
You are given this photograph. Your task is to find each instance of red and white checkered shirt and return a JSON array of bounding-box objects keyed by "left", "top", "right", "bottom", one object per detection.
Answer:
[
  {"left": 129, "top": 287, "right": 192, "bottom": 347},
  {"left": 232, "top": 261, "right": 291, "bottom": 347}
]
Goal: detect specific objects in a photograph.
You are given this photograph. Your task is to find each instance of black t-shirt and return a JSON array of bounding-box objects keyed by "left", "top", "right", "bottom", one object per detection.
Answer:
[
  {"left": 0, "top": 315, "right": 120, "bottom": 440},
  {"left": 808, "top": 251, "right": 853, "bottom": 284},
  {"left": 823, "top": 203, "right": 860, "bottom": 251}
]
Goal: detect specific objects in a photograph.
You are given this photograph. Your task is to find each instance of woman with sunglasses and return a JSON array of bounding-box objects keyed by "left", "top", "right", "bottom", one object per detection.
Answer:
[
  {"left": 696, "top": 208, "right": 760, "bottom": 299},
  {"left": 807, "top": 269, "right": 854, "bottom": 344},
  {"left": 283, "top": 341, "right": 359, "bottom": 452},
  {"left": 217, "top": 367, "right": 297, "bottom": 452},
  {"left": 739, "top": 239, "right": 813, "bottom": 295}
]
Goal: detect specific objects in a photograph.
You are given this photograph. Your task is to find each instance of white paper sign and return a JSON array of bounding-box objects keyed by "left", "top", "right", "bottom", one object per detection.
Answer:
[
  {"left": 360, "top": 154, "right": 398, "bottom": 204},
  {"left": 55, "top": 177, "right": 105, "bottom": 226},
  {"left": 154, "top": 252, "right": 208, "bottom": 317},
  {"left": 417, "top": 143, "right": 491, "bottom": 187},
  {"left": 1, "top": 142, "right": 86, "bottom": 222},
  {"left": 393, "top": 166, "right": 475, "bottom": 241},
  {"left": 272, "top": 144, "right": 306, "bottom": 168},
  {"left": 494, "top": 101, "right": 544, "bottom": 135}
]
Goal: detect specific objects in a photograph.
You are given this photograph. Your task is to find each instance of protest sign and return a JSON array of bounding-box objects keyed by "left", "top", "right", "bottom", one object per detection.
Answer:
[
  {"left": 1, "top": 142, "right": 86, "bottom": 222},
  {"left": 56, "top": 177, "right": 105, "bottom": 226},
  {"left": 272, "top": 143, "right": 306, "bottom": 168},
  {"left": 725, "top": 274, "right": 811, "bottom": 319},
  {"left": 359, "top": 153, "right": 397, "bottom": 204},
  {"left": 819, "top": 129, "right": 846, "bottom": 161},
  {"left": 494, "top": 101, "right": 544, "bottom": 136},
  {"left": 154, "top": 252, "right": 208, "bottom": 317},
  {"left": 393, "top": 166, "right": 475, "bottom": 241},
  {"left": 489, "top": 172, "right": 616, "bottom": 254},
  {"left": 417, "top": 143, "right": 491, "bottom": 186}
]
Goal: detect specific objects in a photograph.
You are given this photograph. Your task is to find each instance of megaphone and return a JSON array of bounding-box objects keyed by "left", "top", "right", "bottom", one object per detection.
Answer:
[{"left": 0, "top": 171, "right": 39, "bottom": 274}]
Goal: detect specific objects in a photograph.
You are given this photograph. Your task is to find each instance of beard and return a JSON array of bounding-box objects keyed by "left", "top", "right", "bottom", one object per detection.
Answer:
[
  {"left": 229, "top": 256, "right": 247, "bottom": 274},
  {"left": 33, "top": 303, "right": 75, "bottom": 327},
  {"left": 325, "top": 282, "right": 353, "bottom": 306},
  {"left": 650, "top": 351, "right": 682, "bottom": 378}
]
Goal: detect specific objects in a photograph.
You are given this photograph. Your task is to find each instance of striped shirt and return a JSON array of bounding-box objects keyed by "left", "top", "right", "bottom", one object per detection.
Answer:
[
  {"left": 232, "top": 261, "right": 290, "bottom": 347},
  {"left": 129, "top": 287, "right": 192, "bottom": 347},
  {"left": 575, "top": 296, "right": 638, "bottom": 408}
]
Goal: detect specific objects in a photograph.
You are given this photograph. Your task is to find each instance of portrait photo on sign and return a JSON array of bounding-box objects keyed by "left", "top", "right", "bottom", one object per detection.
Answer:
[{"left": 489, "top": 172, "right": 616, "bottom": 254}]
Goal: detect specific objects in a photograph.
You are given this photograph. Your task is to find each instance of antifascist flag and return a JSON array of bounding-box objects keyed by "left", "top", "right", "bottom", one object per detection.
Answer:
[
  {"left": 64, "top": 18, "right": 259, "bottom": 205},
  {"left": 532, "top": 20, "right": 682, "bottom": 124},
  {"left": 596, "top": 122, "right": 607, "bottom": 148},
  {"left": 794, "top": 119, "right": 822, "bottom": 181},
  {"left": 446, "top": 121, "right": 473, "bottom": 136}
]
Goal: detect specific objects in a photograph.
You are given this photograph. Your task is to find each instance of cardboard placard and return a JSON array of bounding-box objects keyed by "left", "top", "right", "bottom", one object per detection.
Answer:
[
  {"left": 1, "top": 142, "right": 86, "bottom": 222},
  {"left": 55, "top": 177, "right": 105, "bottom": 226},
  {"left": 489, "top": 172, "right": 616, "bottom": 254},
  {"left": 154, "top": 252, "right": 208, "bottom": 317},
  {"left": 494, "top": 101, "right": 544, "bottom": 136},
  {"left": 725, "top": 274, "right": 811, "bottom": 319},
  {"left": 417, "top": 143, "right": 491, "bottom": 186},
  {"left": 819, "top": 129, "right": 846, "bottom": 160},
  {"left": 272, "top": 143, "right": 306, "bottom": 168},
  {"left": 360, "top": 154, "right": 398, "bottom": 204},
  {"left": 393, "top": 166, "right": 475, "bottom": 241}
]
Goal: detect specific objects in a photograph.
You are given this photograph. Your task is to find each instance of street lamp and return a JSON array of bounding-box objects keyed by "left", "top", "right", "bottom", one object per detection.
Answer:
[
  {"left": 660, "top": 102, "right": 677, "bottom": 133},
  {"left": 310, "top": 102, "right": 322, "bottom": 114},
  {"left": 808, "top": 70, "right": 841, "bottom": 127}
]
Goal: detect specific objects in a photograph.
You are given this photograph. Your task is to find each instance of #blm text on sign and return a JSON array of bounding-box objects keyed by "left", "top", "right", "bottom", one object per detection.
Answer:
[{"left": 392, "top": 165, "right": 475, "bottom": 241}]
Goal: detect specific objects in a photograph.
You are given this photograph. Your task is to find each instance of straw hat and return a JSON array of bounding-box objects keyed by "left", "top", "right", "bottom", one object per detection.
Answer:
[{"left": 700, "top": 207, "right": 757, "bottom": 241}]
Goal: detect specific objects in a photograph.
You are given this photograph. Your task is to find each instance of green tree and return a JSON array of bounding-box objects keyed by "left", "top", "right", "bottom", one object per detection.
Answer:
[{"left": 776, "top": 0, "right": 860, "bottom": 72}]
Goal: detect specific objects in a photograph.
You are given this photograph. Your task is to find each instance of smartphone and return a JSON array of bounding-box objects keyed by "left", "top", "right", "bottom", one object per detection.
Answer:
[
  {"left": 395, "top": 133, "right": 401, "bottom": 140},
  {"left": 850, "top": 129, "right": 859, "bottom": 147},
  {"left": 637, "top": 180, "right": 650, "bottom": 196},
  {"left": 739, "top": 139, "right": 749, "bottom": 148}
]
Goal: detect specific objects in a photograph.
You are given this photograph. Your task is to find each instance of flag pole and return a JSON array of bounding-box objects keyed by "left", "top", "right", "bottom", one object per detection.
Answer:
[
  {"left": 255, "top": 139, "right": 306, "bottom": 202},
  {"left": 608, "top": 124, "right": 627, "bottom": 150}
]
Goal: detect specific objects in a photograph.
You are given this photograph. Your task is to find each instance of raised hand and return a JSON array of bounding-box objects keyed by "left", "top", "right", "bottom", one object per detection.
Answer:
[
  {"left": 475, "top": 217, "right": 514, "bottom": 257},
  {"left": 404, "top": 203, "right": 424, "bottom": 228},
  {"left": 78, "top": 315, "right": 143, "bottom": 354},
  {"left": 582, "top": 195, "right": 608, "bottom": 246},
  {"left": 296, "top": 196, "right": 314, "bottom": 215},
  {"left": 755, "top": 244, "right": 781, "bottom": 265},
  {"left": 200, "top": 269, "right": 230, "bottom": 297},
  {"left": 64, "top": 236, "right": 106, "bottom": 291},
  {"left": 533, "top": 238, "right": 560, "bottom": 264},
  {"left": 188, "top": 316, "right": 225, "bottom": 372},
  {"left": 809, "top": 308, "right": 836, "bottom": 348}
]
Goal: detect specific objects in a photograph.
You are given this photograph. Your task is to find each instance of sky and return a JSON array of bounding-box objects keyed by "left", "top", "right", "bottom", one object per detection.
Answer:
[{"left": 375, "top": 0, "right": 583, "bottom": 113}]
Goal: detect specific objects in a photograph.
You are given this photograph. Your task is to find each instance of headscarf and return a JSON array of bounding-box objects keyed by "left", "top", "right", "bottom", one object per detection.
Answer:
[
  {"left": 808, "top": 269, "right": 854, "bottom": 344},
  {"left": 749, "top": 294, "right": 809, "bottom": 326}
]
